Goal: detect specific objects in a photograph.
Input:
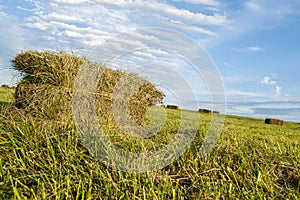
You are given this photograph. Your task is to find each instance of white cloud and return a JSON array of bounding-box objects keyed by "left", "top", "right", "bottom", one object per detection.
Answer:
[
  {"left": 171, "top": 0, "right": 220, "bottom": 6},
  {"left": 0, "top": 11, "right": 6, "bottom": 17},
  {"left": 233, "top": 46, "right": 265, "bottom": 52},
  {"left": 162, "top": 19, "right": 216, "bottom": 36},
  {"left": 247, "top": 46, "right": 265, "bottom": 52},
  {"left": 16, "top": 0, "right": 228, "bottom": 52},
  {"left": 223, "top": 62, "right": 235, "bottom": 68},
  {"left": 259, "top": 76, "right": 283, "bottom": 97},
  {"left": 16, "top": 6, "right": 39, "bottom": 12},
  {"left": 24, "top": 21, "right": 49, "bottom": 31},
  {"left": 226, "top": 89, "right": 262, "bottom": 98},
  {"left": 52, "top": 0, "right": 91, "bottom": 4},
  {"left": 42, "top": 12, "right": 86, "bottom": 23},
  {"left": 246, "top": 2, "right": 261, "bottom": 10},
  {"left": 259, "top": 76, "right": 277, "bottom": 86},
  {"left": 48, "top": 0, "right": 227, "bottom": 27},
  {"left": 275, "top": 86, "right": 282, "bottom": 97},
  {"left": 94, "top": 0, "right": 227, "bottom": 25}
]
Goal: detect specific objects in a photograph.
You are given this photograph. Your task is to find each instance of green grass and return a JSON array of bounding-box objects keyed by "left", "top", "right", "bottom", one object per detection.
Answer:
[
  {"left": 0, "top": 87, "right": 15, "bottom": 110},
  {"left": 0, "top": 87, "right": 14, "bottom": 102},
  {"left": 0, "top": 89, "right": 299, "bottom": 199}
]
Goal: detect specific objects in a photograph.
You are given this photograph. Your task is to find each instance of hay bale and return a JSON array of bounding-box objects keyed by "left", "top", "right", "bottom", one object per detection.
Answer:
[
  {"left": 11, "top": 50, "right": 164, "bottom": 127},
  {"left": 198, "top": 109, "right": 212, "bottom": 114},
  {"left": 213, "top": 111, "right": 220, "bottom": 114},
  {"left": 1, "top": 84, "right": 10, "bottom": 88},
  {"left": 265, "top": 118, "right": 284, "bottom": 126},
  {"left": 166, "top": 105, "right": 179, "bottom": 109}
]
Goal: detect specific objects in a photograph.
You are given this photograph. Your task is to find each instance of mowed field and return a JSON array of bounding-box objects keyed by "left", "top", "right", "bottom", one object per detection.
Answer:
[{"left": 0, "top": 88, "right": 299, "bottom": 199}]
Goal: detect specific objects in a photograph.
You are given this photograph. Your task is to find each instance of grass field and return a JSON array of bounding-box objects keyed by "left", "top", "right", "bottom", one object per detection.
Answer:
[{"left": 0, "top": 88, "right": 299, "bottom": 199}]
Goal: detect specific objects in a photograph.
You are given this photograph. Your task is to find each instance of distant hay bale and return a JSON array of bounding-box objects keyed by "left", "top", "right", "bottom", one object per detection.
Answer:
[
  {"left": 166, "top": 105, "right": 179, "bottom": 110},
  {"left": 1, "top": 84, "right": 10, "bottom": 88},
  {"left": 198, "top": 109, "right": 212, "bottom": 114},
  {"left": 213, "top": 111, "right": 220, "bottom": 114},
  {"left": 265, "top": 118, "right": 284, "bottom": 126},
  {"left": 11, "top": 50, "right": 164, "bottom": 127}
]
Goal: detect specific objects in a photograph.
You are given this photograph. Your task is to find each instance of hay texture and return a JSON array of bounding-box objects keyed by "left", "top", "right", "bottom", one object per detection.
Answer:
[{"left": 12, "top": 50, "right": 164, "bottom": 127}]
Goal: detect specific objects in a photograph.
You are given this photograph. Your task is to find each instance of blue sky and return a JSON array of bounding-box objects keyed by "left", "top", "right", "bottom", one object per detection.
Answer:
[{"left": 0, "top": 0, "right": 300, "bottom": 122}]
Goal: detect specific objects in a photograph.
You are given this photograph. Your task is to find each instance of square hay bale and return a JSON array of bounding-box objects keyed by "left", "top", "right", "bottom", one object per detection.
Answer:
[
  {"left": 265, "top": 118, "right": 284, "bottom": 126},
  {"left": 198, "top": 108, "right": 212, "bottom": 114},
  {"left": 166, "top": 104, "right": 179, "bottom": 110}
]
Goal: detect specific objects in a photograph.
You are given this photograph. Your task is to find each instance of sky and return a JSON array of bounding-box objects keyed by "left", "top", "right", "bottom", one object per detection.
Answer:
[{"left": 0, "top": 0, "right": 300, "bottom": 122}]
